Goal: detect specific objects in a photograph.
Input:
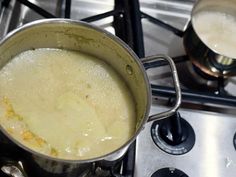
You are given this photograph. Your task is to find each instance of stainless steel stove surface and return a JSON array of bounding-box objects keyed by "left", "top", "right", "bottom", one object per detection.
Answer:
[
  {"left": 135, "top": 105, "right": 236, "bottom": 177},
  {"left": 1, "top": 0, "right": 236, "bottom": 177}
]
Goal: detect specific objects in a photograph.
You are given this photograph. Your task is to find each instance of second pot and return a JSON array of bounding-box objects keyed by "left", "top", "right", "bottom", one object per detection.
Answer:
[{"left": 183, "top": 0, "right": 236, "bottom": 77}]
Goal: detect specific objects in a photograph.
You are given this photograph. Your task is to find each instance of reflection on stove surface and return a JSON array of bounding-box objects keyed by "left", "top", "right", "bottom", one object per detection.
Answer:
[{"left": 135, "top": 106, "right": 236, "bottom": 177}]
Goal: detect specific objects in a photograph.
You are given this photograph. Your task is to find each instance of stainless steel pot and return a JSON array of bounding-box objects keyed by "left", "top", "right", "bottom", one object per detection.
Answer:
[
  {"left": 0, "top": 19, "right": 181, "bottom": 177},
  {"left": 183, "top": 0, "right": 236, "bottom": 78}
]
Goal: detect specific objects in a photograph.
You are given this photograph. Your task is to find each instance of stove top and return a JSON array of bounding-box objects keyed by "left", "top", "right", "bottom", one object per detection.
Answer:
[
  {"left": 135, "top": 105, "right": 236, "bottom": 177},
  {"left": 0, "top": 0, "right": 236, "bottom": 177}
]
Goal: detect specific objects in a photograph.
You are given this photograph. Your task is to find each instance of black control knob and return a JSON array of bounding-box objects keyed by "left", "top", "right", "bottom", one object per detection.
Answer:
[
  {"left": 151, "top": 168, "right": 188, "bottom": 177},
  {"left": 151, "top": 112, "right": 195, "bottom": 155},
  {"left": 158, "top": 112, "right": 187, "bottom": 146}
]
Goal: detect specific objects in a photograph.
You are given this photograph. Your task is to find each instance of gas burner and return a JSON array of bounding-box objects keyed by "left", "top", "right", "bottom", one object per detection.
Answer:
[
  {"left": 177, "top": 60, "right": 228, "bottom": 92},
  {"left": 151, "top": 112, "right": 195, "bottom": 155},
  {"left": 151, "top": 168, "right": 188, "bottom": 177}
]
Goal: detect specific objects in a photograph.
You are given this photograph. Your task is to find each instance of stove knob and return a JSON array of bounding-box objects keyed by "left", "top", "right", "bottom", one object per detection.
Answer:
[
  {"left": 151, "top": 168, "right": 188, "bottom": 177},
  {"left": 151, "top": 112, "right": 195, "bottom": 155},
  {"left": 158, "top": 112, "right": 187, "bottom": 146}
]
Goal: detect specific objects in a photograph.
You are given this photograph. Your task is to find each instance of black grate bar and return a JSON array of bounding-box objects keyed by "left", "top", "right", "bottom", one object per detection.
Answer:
[
  {"left": 151, "top": 85, "right": 236, "bottom": 107},
  {"left": 113, "top": 0, "right": 133, "bottom": 49},
  {"left": 65, "top": 0, "right": 71, "bottom": 18},
  {"left": 121, "top": 142, "right": 136, "bottom": 177},
  {"left": 141, "top": 12, "right": 184, "bottom": 37},
  {"left": 128, "top": 0, "right": 145, "bottom": 58},
  {"left": 1, "top": 0, "right": 11, "bottom": 8},
  {"left": 114, "top": 0, "right": 145, "bottom": 57},
  {"left": 81, "top": 9, "right": 122, "bottom": 23},
  {"left": 217, "top": 77, "right": 227, "bottom": 96},
  {"left": 16, "top": 0, "right": 56, "bottom": 18}
]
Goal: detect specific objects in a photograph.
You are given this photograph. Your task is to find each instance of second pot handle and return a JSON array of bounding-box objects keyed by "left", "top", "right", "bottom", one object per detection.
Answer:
[{"left": 141, "top": 55, "right": 182, "bottom": 122}]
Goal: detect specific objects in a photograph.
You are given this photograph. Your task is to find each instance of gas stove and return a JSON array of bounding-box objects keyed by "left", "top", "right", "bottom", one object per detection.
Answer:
[{"left": 0, "top": 0, "right": 236, "bottom": 177}]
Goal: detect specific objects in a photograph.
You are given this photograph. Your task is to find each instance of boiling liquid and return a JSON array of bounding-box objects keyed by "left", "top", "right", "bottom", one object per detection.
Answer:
[
  {"left": 192, "top": 11, "right": 236, "bottom": 58},
  {"left": 0, "top": 48, "right": 136, "bottom": 160}
]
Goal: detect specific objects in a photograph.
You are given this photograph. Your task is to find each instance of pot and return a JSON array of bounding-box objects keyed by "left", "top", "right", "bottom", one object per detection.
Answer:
[
  {"left": 183, "top": 0, "right": 236, "bottom": 78},
  {"left": 0, "top": 19, "right": 181, "bottom": 177}
]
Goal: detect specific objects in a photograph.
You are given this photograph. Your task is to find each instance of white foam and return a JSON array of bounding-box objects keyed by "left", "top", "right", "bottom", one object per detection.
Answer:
[{"left": 0, "top": 48, "right": 136, "bottom": 160}]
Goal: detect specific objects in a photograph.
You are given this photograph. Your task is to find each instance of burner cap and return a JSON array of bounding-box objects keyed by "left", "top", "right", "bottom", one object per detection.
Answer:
[
  {"left": 151, "top": 168, "right": 188, "bottom": 177},
  {"left": 151, "top": 115, "right": 195, "bottom": 155},
  {"left": 177, "top": 61, "right": 228, "bottom": 92}
]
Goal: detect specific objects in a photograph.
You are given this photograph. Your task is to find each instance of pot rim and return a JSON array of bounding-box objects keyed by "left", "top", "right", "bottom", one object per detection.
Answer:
[{"left": 0, "top": 18, "right": 151, "bottom": 163}]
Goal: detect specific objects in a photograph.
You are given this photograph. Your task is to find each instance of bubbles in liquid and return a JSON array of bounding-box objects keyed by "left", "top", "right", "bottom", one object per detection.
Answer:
[
  {"left": 193, "top": 11, "right": 236, "bottom": 58},
  {"left": 0, "top": 48, "right": 136, "bottom": 160}
]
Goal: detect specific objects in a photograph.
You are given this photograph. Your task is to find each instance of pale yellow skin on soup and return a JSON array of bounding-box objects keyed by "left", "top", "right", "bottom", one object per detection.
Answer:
[{"left": 0, "top": 48, "right": 136, "bottom": 160}]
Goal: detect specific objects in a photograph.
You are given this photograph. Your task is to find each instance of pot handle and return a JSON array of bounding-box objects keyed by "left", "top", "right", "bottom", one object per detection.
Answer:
[
  {"left": 0, "top": 158, "right": 27, "bottom": 177},
  {"left": 141, "top": 55, "right": 182, "bottom": 122}
]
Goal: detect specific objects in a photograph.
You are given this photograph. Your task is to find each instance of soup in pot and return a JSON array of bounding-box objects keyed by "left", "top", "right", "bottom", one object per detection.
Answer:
[{"left": 0, "top": 48, "right": 136, "bottom": 160}]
